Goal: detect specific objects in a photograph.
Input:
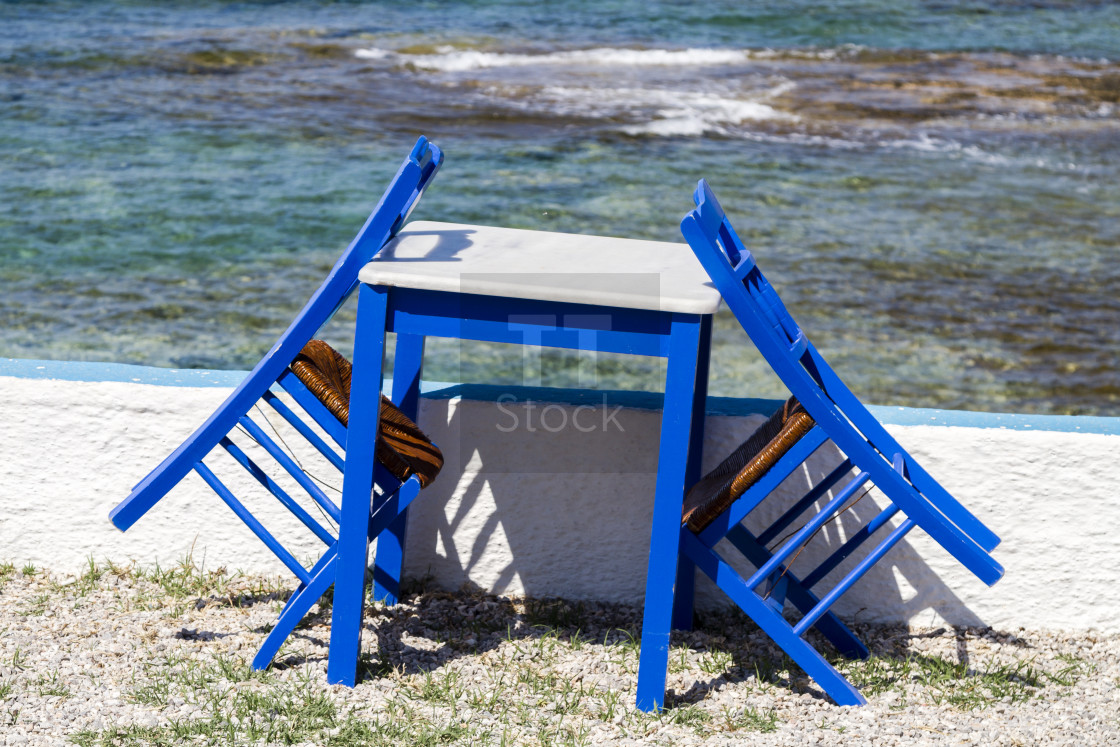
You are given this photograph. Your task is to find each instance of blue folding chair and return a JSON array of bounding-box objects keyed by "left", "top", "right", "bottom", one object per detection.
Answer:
[
  {"left": 108, "top": 137, "right": 444, "bottom": 670},
  {"left": 635, "top": 179, "right": 1004, "bottom": 710}
]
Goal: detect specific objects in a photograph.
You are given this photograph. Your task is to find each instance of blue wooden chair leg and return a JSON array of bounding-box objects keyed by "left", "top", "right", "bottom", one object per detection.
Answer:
[
  {"left": 371, "top": 332, "right": 426, "bottom": 605},
  {"left": 253, "top": 552, "right": 339, "bottom": 670},
  {"left": 254, "top": 475, "right": 424, "bottom": 671},
  {"left": 327, "top": 284, "right": 389, "bottom": 686},
  {"left": 681, "top": 533, "right": 866, "bottom": 706},
  {"left": 274, "top": 545, "right": 336, "bottom": 621},
  {"left": 636, "top": 313, "right": 704, "bottom": 712}
]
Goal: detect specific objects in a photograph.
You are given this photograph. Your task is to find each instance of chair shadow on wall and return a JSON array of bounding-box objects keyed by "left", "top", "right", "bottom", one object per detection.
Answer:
[
  {"left": 177, "top": 389, "right": 1001, "bottom": 695},
  {"left": 388, "top": 394, "right": 1000, "bottom": 698},
  {"left": 412, "top": 397, "right": 990, "bottom": 624}
]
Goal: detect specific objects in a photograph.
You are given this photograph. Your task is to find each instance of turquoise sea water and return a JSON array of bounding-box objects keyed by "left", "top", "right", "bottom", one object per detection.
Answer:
[{"left": 3, "top": 1, "right": 1120, "bottom": 414}]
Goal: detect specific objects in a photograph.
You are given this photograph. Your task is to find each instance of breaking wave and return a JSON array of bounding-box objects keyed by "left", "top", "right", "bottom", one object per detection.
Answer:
[{"left": 356, "top": 45, "right": 754, "bottom": 71}]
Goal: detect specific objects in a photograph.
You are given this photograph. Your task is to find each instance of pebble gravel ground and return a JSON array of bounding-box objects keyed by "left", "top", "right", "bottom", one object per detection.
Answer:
[{"left": 0, "top": 561, "right": 1117, "bottom": 746}]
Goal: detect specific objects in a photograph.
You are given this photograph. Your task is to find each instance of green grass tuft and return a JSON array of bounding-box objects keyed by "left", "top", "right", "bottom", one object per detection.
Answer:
[{"left": 721, "top": 705, "right": 780, "bottom": 733}]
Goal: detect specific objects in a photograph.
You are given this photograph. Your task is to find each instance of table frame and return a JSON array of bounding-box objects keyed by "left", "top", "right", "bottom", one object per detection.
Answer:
[{"left": 325, "top": 282, "right": 712, "bottom": 713}]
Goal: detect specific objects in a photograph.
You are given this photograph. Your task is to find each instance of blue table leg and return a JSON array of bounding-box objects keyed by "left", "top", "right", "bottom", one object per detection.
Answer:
[
  {"left": 371, "top": 332, "right": 425, "bottom": 605},
  {"left": 636, "top": 313, "right": 705, "bottom": 712},
  {"left": 327, "top": 284, "right": 389, "bottom": 686},
  {"left": 671, "top": 314, "right": 711, "bottom": 632}
]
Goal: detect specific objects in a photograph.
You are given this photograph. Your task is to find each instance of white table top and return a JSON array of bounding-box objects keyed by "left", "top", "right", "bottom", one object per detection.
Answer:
[{"left": 359, "top": 221, "right": 722, "bottom": 315}]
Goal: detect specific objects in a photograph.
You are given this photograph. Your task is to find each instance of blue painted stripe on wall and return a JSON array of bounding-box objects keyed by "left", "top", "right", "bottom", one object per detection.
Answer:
[
  {"left": 0, "top": 358, "right": 249, "bottom": 388},
  {"left": 862, "top": 404, "right": 1120, "bottom": 434},
  {"left": 4, "top": 357, "right": 1119, "bottom": 435}
]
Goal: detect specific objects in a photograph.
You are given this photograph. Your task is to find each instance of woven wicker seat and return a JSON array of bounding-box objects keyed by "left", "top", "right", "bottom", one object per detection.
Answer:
[
  {"left": 681, "top": 397, "right": 814, "bottom": 533},
  {"left": 290, "top": 339, "right": 443, "bottom": 489}
]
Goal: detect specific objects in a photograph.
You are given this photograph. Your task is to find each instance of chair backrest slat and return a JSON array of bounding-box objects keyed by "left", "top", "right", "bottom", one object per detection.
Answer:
[
  {"left": 262, "top": 391, "right": 346, "bottom": 473},
  {"left": 754, "top": 457, "right": 854, "bottom": 547},
  {"left": 791, "top": 517, "right": 917, "bottom": 636},
  {"left": 218, "top": 435, "right": 336, "bottom": 546},
  {"left": 744, "top": 471, "right": 870, "bottom": 591},
  {"left": 192, "top": 461, "right": 313, "bottom": 584},
  {"left": 237, "top": 415, "right": 339, "bottom": 522},
  {"left": 801, "top": 502, "right": 902, "bottom": 589}
]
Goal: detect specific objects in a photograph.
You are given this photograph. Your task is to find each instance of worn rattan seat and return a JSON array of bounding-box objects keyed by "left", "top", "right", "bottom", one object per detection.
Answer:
[
  {"left": 681, "top": 397, "right": 814, "bottom": 533},
  {"left": 290, "top": 339, "right": 443, "bottom": 489}
]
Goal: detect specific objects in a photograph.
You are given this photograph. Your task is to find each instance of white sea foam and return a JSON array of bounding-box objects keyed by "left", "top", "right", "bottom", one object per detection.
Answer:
[
  {"left": 880, "top": 133, "right": 1011, "bottom": 165},
  {"left": 882, "top": 133, "right": 1105, "bottom": 173},
  {"left": 620, "top": 94, "right": 796, "bottom": 137},
  {"left": 354, "top": 45, "right": 753, "bottom": 72},
  {"left": 353, "top": 43, "right": 894, "bottom": 71},
  {"left": 520, "top": 84, "right": 796, "bottom": 136},
  {"left": 354, "top": 48, "right": 392, "bottom": 60}
]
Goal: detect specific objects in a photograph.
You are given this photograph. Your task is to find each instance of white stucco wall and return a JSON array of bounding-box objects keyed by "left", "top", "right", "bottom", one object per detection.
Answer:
[{"left": 2, "top": 362, "right": 1118, "bottom": 633}]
